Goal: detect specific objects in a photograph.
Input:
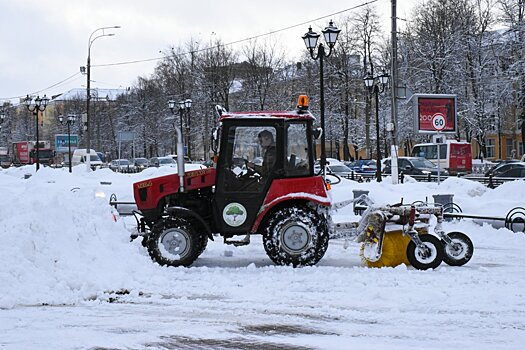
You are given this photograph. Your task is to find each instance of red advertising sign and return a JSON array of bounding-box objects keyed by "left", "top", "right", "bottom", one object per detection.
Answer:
[{"left": 413, "top": 94, "right": 457, "bottom": 133}]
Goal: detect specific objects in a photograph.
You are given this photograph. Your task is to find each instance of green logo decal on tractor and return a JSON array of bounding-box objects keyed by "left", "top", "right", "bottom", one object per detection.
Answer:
[{"left": 223, "top": 203, "right": 247, "bottom": 227}]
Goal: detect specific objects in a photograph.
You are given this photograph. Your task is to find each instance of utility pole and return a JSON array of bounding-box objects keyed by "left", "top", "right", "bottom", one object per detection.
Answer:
[{"left": 390, "top": 0, "right": 400, "bottom": 184}]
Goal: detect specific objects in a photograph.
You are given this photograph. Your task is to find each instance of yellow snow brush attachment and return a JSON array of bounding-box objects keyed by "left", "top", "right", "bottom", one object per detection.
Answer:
[{"left": 360, "top": 227, "right": 428, "bottom": 268}]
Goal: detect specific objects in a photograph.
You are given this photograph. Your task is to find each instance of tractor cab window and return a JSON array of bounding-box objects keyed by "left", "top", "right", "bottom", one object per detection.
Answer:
[
  {"left": 285, "top": 123, "right": 311, "bottom": 177},
  {"left": 224, "top": 126, "right": 277, "bottom": 192}
]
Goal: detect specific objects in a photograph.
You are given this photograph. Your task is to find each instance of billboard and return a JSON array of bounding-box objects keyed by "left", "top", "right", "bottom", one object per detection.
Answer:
[
  {"left": 55, "top": 134, "right": 79, "bottom": 153},
  {"left": 412, "top": 94, "right": 457, "bottom": 134}
]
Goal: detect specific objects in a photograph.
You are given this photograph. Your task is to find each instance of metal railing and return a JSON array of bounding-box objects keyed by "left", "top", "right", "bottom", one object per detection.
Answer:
[{"left": 338, "top": 171, "right": 523, "bottom": 188}]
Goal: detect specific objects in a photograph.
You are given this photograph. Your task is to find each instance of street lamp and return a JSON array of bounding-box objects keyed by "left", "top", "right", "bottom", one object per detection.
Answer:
[
  {"left": 83, "top": 25, "right": 120, "bottom": 171},
  {"left": 0, "top": 109, "right": 6, "bottom": 147},
  {"left": 58, "top": 114, "right": 76, "bottom": 173},
  {"left": 168, "top": 99, "right": 186, "bottom": 193},
  {"left": 364, "top": 71, "right": 390, "bottom": 182},
  {"left": 183, "top": 99, "right": 192, "bottom": 159},
  {"left": 302, "top": 20, "right": 340, "bottom": 176},
  {"left": 24, "top": 94, "right": 49, "bottom": 171}
]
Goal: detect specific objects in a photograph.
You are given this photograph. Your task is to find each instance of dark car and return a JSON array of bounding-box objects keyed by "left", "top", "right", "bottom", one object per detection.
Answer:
[
  {"left": 383, "top": 157, "right": 449, "bottom": 176},
  {"left": 485, "top": 161, "right": 523, "bottom": 177},
  {"left": 109, "top": 159, "right": 133, "bottom": 172},
  {"left": 493, "top": 162, "right": 525, "bottom": 178},
  {"left": 132, "top": 157, "right": 149, "bottom": 171},
  {"left": 345, "top": 159, "right": 377, "bottom": 174}
]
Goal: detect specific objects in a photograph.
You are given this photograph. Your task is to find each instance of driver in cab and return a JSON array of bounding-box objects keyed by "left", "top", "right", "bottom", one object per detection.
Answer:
[{"left": 247, "top": 130, "right": 276, "bottom": 176}]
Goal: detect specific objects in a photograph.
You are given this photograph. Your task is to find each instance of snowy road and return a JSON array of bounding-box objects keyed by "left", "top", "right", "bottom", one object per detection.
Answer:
[{"left": 2, "top": 224, "right": 525, "bottom": 350}]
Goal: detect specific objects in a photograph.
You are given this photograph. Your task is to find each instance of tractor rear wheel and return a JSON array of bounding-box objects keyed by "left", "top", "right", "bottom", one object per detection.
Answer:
[
  {"left": 147, "top": 217, "right": 204, "bottom": 267},
  {"left": 406, "top": 234, "right": 443, "bottom": 270},
  {"left": 263, "top": 206, "right": 329, "bottom": 267}
]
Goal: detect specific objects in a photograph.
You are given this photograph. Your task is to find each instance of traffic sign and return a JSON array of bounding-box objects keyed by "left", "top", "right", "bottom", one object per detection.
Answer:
[{"left": 431, "top": 113, "right": 446, "bottom": 131}]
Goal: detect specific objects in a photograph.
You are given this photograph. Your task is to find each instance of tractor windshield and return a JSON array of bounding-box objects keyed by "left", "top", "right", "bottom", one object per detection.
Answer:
[{"left": 223, "top": 126, "right": 277, "bottom": 192}]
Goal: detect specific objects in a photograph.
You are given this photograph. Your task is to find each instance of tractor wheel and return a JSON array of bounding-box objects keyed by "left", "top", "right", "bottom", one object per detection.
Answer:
[
  {"left": 406, "top": 234, "right": 443, "bottom": 270},
  {"left": 197, "top": 231, "right": 209, "bottom": 257},
  {"left": 263, "top": 206, "right": 329, "bottom": 267},
  {"left": 147, "top": 217, "right": 204, "bottom": 267},
  {"left": 441, "top": 231, "right": 473, "bottom": 266}
]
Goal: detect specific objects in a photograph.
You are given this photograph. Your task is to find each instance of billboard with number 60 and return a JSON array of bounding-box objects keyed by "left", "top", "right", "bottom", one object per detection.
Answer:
[{"left": 412, "top": 94, "right": 457, "bottom": 134}]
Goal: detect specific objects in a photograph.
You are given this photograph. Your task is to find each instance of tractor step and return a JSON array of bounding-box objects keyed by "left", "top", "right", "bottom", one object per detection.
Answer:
[{"left": 224, "top": 234, "right": 251, "bottom": 246}]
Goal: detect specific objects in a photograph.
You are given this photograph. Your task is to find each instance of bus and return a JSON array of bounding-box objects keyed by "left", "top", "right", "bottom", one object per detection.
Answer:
[{"left": 411, "top": 140, "right": 472, "bottom": 175}]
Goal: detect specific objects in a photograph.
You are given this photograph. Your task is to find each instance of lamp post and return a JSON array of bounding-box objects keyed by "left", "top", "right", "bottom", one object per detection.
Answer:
[
  {"left": 168, "top": 99, "right": 186, "bottom": 192},
  {"left": 168, "top": 99, "right": 180, "bottom": 152},
  {"left": 364, "top": 71, "right": 390, "bottom": 182},
  {"left": 58, "top": 114, "right": 76, "bottom": 173},
  {"left": 82, "top": 25, "right": 120, "bottom": 171},
  {"left": 184, "top": 99, "right": 192, "bottom": 159},
  {"left": 302, "top": 20, "right": 340, "bottom": 177},
  {"left": 24, "top": 95, "right": 49, "bottom": 171},
  {"left": 0, "top": 109, "right": 6, "bottom": 145}
]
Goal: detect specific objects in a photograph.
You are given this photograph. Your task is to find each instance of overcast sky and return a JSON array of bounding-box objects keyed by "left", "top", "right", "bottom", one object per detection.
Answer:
[{"left": 0, "top": 0, "right": 417, "bottom": 103}]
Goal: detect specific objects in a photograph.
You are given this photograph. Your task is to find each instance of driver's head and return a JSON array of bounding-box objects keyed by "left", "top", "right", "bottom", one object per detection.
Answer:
[{"left": 258, "top": 130, "right": 274, "bottom": 148}]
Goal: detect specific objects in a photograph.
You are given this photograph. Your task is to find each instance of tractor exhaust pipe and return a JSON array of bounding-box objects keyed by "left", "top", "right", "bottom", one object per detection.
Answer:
[{"left": 175, "top": 126, "right": 185, "bottom": 193}]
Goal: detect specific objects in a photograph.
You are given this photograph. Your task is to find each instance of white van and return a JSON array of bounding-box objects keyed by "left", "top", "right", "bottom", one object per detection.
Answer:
[{"left": 71, "top": 149, "right": 103, "bottom": 167}]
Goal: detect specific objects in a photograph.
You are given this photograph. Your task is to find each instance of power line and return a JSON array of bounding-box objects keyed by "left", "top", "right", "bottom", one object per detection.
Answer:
[
  {"left": 1, "top": 0, "right": 380, "bottom": 101},
  {"left": 1, "top": 72, "right": 82, "bottom": 102},
  {"left": 94, "top": 0, "right": 380, "bottom": 68}
]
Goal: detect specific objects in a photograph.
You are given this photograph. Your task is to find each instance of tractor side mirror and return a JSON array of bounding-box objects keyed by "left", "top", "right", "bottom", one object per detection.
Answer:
[
  {"left": 313, "top": 127, "right": 323, "bottom": 140},
  {"left": 211, "top": 127, "right": 220, "bottom": 153}
]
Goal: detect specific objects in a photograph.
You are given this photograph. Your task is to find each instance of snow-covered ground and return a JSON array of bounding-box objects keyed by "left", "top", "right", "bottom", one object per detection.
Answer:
[{"left": 1, "top": 165, "right": 524, "bottom": 350}]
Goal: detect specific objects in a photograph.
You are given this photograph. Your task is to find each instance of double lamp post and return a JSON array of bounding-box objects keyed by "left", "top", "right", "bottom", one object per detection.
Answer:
[
  {"left": 168, "top": 99, "right": 192, "bottom": 159},
  {"left": 58, "top": 114, "right": 76, "bottom": 173},
  {"left": 24, "top": 94, "right": 50, "bottom": 171},
  {"left": 302, "top": 21, "right": 341, "bottom": 176},
  {"left": 364, "top": 72, "right": 390, "bottom": 182},
  {"left": 0, "top": 109, "right": 6, "bottom": 143},
  {"left": 302, "top": 21, "right": 390, "bottom": 183}
]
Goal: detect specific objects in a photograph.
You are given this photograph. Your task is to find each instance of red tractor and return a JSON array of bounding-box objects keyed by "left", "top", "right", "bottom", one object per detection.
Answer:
[{"left": 133, "top": 96, "right": 332, "bottom": 267}]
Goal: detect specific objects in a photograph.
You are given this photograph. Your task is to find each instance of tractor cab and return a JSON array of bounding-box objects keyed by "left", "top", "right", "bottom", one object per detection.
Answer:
[{"left": 212, "top": 104, "right": 318, "bottom": 235}]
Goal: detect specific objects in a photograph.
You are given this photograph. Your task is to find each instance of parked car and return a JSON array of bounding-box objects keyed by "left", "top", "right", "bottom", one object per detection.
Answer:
[
  {"left": 132, "top": 157, "right": 149, "bottom": 171},
  {"left": 484, "top": 160, "right": 522, "bottom": 177},
  {"left": 314, "top": 161, "right": 354, "bottom": 178},
  {"left": 109, "top": 159, "right": 134, "bottom": 172},
  {"left": 492, "top": 162, "right": 525, "bottom": 178},
  {"left": 383, "top": 157, "right": 449, "bottom": 176},
  {"left": 149, "top": 156, "right": 176, "bottom": 167},
  {"left": 345, "top": 159, "right": 377, "bottom": 174},
  {"left": 167, "top": 154, "right": 192, "bottom": 164},
  {"left": 0, "top": 154, "right": 11, "bottom": 168},
  {"left": 326, "top": 164, "right": 354, "bottom": 177}
]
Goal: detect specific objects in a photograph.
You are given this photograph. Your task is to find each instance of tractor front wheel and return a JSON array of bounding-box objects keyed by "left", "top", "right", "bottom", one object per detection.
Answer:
[
  {"left": 147, "top": 217, "right": 204, "bottom": 267},
  {"left": 263, "top": 206, "right": 329, "bottom": 267}
]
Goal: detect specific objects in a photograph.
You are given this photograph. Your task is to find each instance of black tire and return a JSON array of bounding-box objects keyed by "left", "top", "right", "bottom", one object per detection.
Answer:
[
  {"left": 262, "top": 206, "right": 329, "bottom": 267},
  {"left": 197, "top": 231, "right": 209, "bottom": 257},
  {"left": 406, "top": 234, "right": 443, "bottom": 270},
  {"left": 147, "top": 217, "right": 204, "bottom": 267},
  {"left": 441, "top": 231, "right": 473, "bottom": 266}
]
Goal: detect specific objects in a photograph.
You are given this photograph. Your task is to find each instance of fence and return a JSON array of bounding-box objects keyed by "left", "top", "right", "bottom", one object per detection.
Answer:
[{"left": 339, "top": 172, "right": 522, "bottom": 188}]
